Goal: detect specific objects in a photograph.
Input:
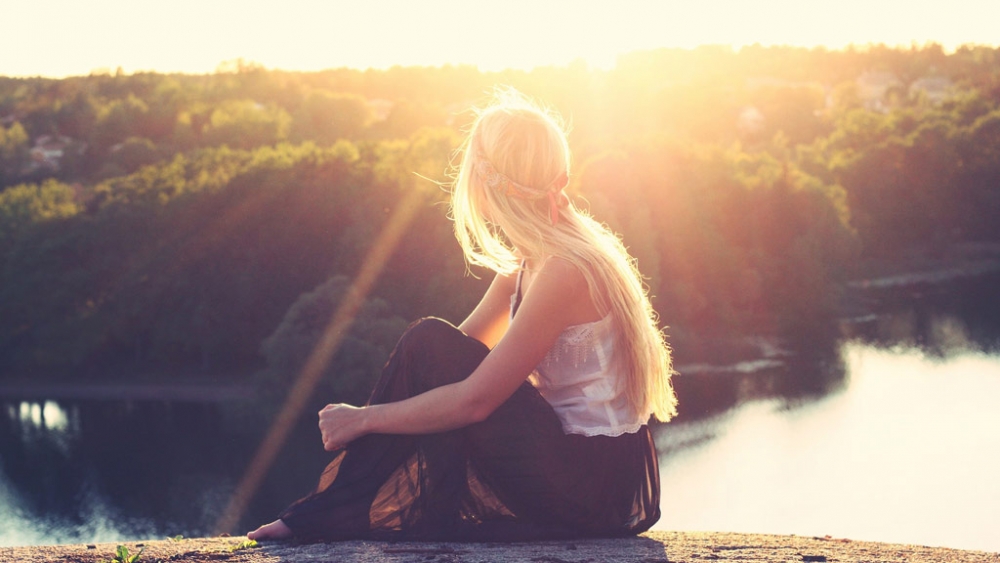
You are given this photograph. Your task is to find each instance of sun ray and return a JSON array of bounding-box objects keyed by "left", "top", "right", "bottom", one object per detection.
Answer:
[{"left": 212, "top": 182, "right": 429, "bottom": 535}]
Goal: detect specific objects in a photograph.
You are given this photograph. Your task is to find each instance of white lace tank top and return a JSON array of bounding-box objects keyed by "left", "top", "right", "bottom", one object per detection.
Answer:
[{"left": 510, "top": 265, "right": 650, "bottom": 437}]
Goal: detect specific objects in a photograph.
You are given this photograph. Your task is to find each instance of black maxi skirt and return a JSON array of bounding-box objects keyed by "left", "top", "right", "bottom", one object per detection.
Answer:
[{"left": 278, "top": 317, "right": 660, "bottom": 542}]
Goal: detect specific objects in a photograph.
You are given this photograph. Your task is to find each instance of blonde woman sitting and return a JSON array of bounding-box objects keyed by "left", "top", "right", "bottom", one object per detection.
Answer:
[{"left": 249, "top": 89, "right": 677, "bottom": 542}]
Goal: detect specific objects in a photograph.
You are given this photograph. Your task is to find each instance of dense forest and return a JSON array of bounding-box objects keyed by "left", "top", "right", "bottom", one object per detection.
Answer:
[{"left": 2, "top": 44, "right": 1000, "bottom": 400}]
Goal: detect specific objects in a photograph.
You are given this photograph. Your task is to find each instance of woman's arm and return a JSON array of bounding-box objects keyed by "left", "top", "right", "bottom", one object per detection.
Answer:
[
  {"left": 457, "top": 271, "right": 516, "bottom": 349},
  {"left": 319, "top": 258, "right": 590, "bottom": 450}
]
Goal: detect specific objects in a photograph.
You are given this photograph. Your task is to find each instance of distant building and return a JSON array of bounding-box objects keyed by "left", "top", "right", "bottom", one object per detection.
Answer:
[
  {"left": 909, "top": 76, "right": 954, "bottom": 105},
  {"left": 27, "top": 134, "right": 83, "bottom": 173},
  {"left": 856, "top": 71, "right": 903, "bottom": 113},
  {"left": 367, "top": 99, "right": 394, "bottom": 122},
  {"left": 737, "top": 106, "right": 766, "bottom": 136}
]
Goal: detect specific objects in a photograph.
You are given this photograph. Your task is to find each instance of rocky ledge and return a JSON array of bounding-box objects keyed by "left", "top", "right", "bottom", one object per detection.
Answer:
[{"left": 2, "top": 531, "right": 996, "bottom": 563}]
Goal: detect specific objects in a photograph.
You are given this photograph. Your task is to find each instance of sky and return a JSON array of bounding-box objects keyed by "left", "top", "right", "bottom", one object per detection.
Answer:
[{"left": 3, "top": 0, "right": 999, "bottom": 77}]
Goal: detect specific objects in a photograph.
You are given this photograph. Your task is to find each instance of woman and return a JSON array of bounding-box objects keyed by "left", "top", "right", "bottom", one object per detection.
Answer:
[{"left": 248, "top": 88, "right": 677, "bottom": 542}]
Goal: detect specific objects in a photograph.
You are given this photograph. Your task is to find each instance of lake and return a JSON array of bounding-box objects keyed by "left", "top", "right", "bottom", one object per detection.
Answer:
[{"left": 2, "top": 273, "right": 999, "bottom": 551}]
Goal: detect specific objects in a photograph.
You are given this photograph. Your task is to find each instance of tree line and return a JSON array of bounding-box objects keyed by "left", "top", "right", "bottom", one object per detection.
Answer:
[{"left": 1, "top": 44, "right": 999, "bottom": 399}]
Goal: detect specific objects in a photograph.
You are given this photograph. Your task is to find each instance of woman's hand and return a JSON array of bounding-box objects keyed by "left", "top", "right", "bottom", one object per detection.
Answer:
[{"left": 318, "top": 403, "right": 368, "bottom": 451}]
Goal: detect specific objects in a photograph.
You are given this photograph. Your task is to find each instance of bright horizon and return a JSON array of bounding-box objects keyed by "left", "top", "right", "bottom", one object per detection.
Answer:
[{"left": 4, "top": 0, "right": 1000, "bottom": 78}]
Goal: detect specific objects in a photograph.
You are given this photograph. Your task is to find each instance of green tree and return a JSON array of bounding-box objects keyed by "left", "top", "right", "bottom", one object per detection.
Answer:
[
  {"left": 368, "top": 98, "right": 446, "bottom": 140},
  {"left": 92, "top": 94, "right": 151, "bottom": 153},
  {"left": 102, "top": 136, "right": 160, "bottom": 178},
  {"left": 203, "top": 99, "right": 291, "bottom": 149},
  {"left": 290, "top": 91, "right": 371, "bottom": 144},
  {"left": 0, "top": 179, "right": 79, "bottom": 252},
  {"left": 0, "top": 122, "right": 30, "bottom": 186},
  {"left": 260, "top": 275, "right": 409, "bottom": 406}
]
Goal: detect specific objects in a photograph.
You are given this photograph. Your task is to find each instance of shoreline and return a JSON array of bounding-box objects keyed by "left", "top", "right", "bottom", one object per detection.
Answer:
[
  {"left": 2, "top": 532, "right": 996, "bottom": 563},
  {"left": 4, "top": 248, "right": 999, "bottom": 399},
  {"left": 0, "top": 381, "right": 255, "bottom": 402}
]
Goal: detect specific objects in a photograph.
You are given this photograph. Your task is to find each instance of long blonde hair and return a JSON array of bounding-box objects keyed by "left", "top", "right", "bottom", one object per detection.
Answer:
[{"left": 450, "top": 88, "right": 677, "bottom": 422}]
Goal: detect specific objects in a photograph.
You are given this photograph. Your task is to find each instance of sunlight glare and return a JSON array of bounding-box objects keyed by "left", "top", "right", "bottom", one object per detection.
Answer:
[
  {"left": 41, "top": 402, "right": 70, "bottom": 432},
  {"left": 2, "top": 0, "right": 998, "bottom": 77}
]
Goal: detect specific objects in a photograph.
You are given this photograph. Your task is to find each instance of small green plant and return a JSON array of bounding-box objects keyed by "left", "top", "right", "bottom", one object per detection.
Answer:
[
  {"left": 102, "top": 544, "right": 143, "bottom": 563},
  {"left": 228, "top": 539, "right": 258, "bottom": 552},
  {"left": 168, "top": 535, "right": 184, "bottom": 542}
]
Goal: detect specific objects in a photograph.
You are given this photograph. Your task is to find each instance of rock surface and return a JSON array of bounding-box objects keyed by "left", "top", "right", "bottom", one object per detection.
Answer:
[{"left": 2, "top": 532, "right": 997, "bottom": 563}]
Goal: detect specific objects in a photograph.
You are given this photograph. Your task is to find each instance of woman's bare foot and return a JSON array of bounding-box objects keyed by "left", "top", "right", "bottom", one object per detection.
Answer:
[{"left": 247, "top": 519, "right": 292, "bottom": 541}]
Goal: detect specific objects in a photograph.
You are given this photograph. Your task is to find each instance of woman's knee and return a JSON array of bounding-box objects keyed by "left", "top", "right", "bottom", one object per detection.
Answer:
[
  {"left": 395, "top": 317, "right": 489, "bottom": 388},
  {"left": 403, "top": 317, "right": 459, "bottom": 340},
  {"left": 398, "top": 317, "right": 480, "bottom": 353}
]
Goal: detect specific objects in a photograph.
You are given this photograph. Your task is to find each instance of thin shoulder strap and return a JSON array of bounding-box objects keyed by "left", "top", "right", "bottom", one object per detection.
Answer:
[{"left": 512, "top": 259, "right": 526, "bottom": 317}]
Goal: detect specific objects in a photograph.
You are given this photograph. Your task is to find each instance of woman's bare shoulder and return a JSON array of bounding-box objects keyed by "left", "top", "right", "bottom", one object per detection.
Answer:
[
  {"left": 536, "top": 255, "right": 588, "bottom": 290},
  {"left": 528, "top": 256, "right": 602, "bottom": 325}
]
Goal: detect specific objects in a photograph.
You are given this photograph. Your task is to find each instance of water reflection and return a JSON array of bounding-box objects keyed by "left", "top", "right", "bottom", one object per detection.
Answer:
[
  {"left": 0, "top": 399, "right": 240, "bottom": 546},
  {"left": 846, "top": 272, "right": 1000, "bottom": 355},
  {"left": 0, "top": 274, "right": 998, "bottom": 549},
  {"left": 671, "top": 336, "right": 847, "bottom": 423},
  {"left": 11, "top": 401, "right": 74, "bottom": 433},
  {"left": 0, "top": 396, "right": 331, "bottom": 546},
  {"left": 653, "top": 343, "right": 1000, "bottom": 552},
  {"left": 654, "top": 274, "right": 1000, "bottom": 552}
]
